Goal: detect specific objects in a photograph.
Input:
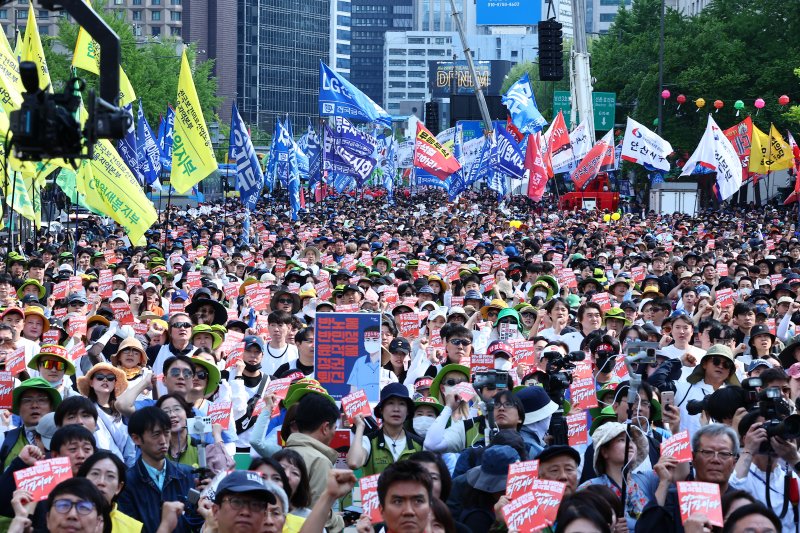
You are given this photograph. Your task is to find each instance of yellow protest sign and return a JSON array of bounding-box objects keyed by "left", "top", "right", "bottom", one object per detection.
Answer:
[
  {"left": 23, "top": 4, "right": 52, "bottom": 92},
  {"left": 72, "top": 28, "right": 136, "bottom": 106},
  {"left": 171, "top": 49, "right": 217, "bottom": 194}
]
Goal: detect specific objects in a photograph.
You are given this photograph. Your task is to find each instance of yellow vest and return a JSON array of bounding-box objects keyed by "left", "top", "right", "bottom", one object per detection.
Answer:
[{"left": 111, "top": 505, "right": 143, "bottom": 533}]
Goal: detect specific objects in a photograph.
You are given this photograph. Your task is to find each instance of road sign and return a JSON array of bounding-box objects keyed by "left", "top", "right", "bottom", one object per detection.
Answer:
[{"left": 551, "top": 91, "right": 616, "bottom": 131}]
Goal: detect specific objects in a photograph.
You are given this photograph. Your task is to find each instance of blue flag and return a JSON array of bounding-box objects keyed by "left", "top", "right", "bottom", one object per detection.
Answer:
[
  {"left": 465, "top": 135, "right": 495, "bottom": 187},
  {"left": 332, "top": 172, "right": 356, "bottom": 193},
  {"left": 117, "top": 104, "right": 145, "bottom": 186},
  {"left": 415, "top": 169, "right": 450, "bottom": 190},
  {"left": 384, "top": 137, "right": 397, "bottom": 205},
  {"left": 502, "top": 73, "right": 548, "bottom": 134},
  {"left": 446, "top": 123, "right": 467, "bottom": 201},
  {"left": 274, "top": 120, "right": 293, "bottom": 187},
  {"left": 306, "top": 121, "right": 322, "bottom": 191},
  {"left": 229, "top": 102, "right": 265, "bottom": 211},
  {"left": 158, "top": 106, "right": 175, "bottom": 171},
  {"left": 488, "top": 168, "right": 507, "bottom": 201},
  {"left": 264, "top": 120, "right": 279, "bottom": 192},
  {"left": 319, "top": 61, "right": 392, "bottom": 127},
  {"left": 323, "top": 117, "right": 377, "bottom": 185},
  {"left": 136, "top": 100, "right": 162, "bottom": 189},
  {"left": 494, "top": 126, "right": 525, "bottom": 179}
]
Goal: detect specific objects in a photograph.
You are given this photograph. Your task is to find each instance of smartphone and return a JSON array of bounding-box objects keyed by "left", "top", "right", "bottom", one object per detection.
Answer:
[{"left": 661, "top": 391, "right": 675, "bottom": 409}]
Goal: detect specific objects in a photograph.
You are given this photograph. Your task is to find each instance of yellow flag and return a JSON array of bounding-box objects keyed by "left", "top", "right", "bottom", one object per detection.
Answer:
[
  {"left": 0, "top": 25, "right": 23, "bottom": 119},
  {"left": 22, "top": 172, "right": 41, "bottom": 229},
  {"left": 72, "top": 28, "right": 136, "bottom": 106},
  {"left": 81, "top": 138, "right": 157, "bottom": 243},
  {"left": 4, "top": 170, "right": 36, "bottom": 222},
  {"left": 171, "top": 49, "right": 217, "bottom": 194},
  {"left": 749, "top": 125, "right": 769, "bottom": 174},
  {"left": 13, "top": 30, "right": 22, "bottom": 61},
  {"left": 23, "top": 3, "right": 52, "bottom": 92},
  {"left": 751, "top": 124, "right": 793, "bottom": 173}
]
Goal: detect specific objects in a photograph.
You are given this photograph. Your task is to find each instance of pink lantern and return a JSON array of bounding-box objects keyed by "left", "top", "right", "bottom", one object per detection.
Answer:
[
  {"left": 661, "top": 89, "right": 671, "bottom": 99},
  {"left": 779, "top": 95, "right": 790, "bottom": 106},
  {"left": 754, "top": 98, "right": 765, "bottom": 109}
]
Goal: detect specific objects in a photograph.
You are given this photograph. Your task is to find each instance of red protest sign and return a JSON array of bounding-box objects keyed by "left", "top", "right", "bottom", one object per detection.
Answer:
[
  {"left": 569, "top": 376, "right": 598, "bottom": 410},
  {"left": 169, "top": 301, "right": 186, "bottom": 314},
  {"left": 715, "top": 288, "right": 735, "bottom": 309},
  {"left": 397, "top": 313, "right": 419, "bottom": 338},
  {"left": 67, "top": 341, "right": 87, "bottom": 362},
  {"left": 558, "top": 268, "right": 578, "bottom": 289},
  {"left": 382, "top": 286, "right": 398, "bottom": 305},
  {"left": 632, "top": 265, "right": 646, "bottom": 282},
  {"left": 769, "top": 274, "right": 783, "bottom": 288},
  {"left": 186, "top": 271, "right": 202, "bottom": 290},
  {"left": 224, "top": 342, "right": 246, "bottom": 369},
  {"left": 207, "top": 401, "right": 232, "bottom": 430},
  {"left": 0, "top": 371, "right": 13, "bottom": 409},
  {"left": 103, "top": 249, "right": 117, "bottom": 263},
  {"left": 612, "top": 355, "right": 630, "bottom": 381},
  {"left": 67, "top": 315, "right": 87, "bottom": 339},
  {"left": 5, "top": 347, "right": 26, "bottom": 375},
  {"left": 677, "top": 481, "right": 723, "bottom": 528},
  {"left": 98, "top": 270, "right": 113, "bottom": 298},
  {"left": 359, "top": 474, "right": 382, "bottom": 523},
  {"left": 223, "top": 282, "right": 241, "bottom": 301},
  {"left": 567, "top": 411, "right": 589, "bottom": 446},
  {"left": 265, "top": 377, "right": 293, "bottom": 416},
  {"left": 52, "top": 281, "right": 69, "bottom": 301},
  {"left": 341, "top": 390, "right": 372, "bottom": 423},
  {"left": 451, "top": 382, "right": 477, "bottom": 402},
  {"left": 592, "top": 292, "right": 612, "bottom": 313},
  {"left": 68, "top": 276, "right": 83, "bottom": 294},
  {"left": 110, "top": 302, "right": 134, "bottom": 325},
  {"left": 506, "top": 460, "right": 539, "bottom": 498},
  {"left": 510, "top": 340, "right": 537, "bottom": 368},
  {"left": 14, "top": 457, "right": 73, "bottom": 502},
  {"left": 716, "top": 262, "right": 729, "bottom": 277},
  {"left": 127, "top": 277, "right": 141, "bottom": 288},
  {"left": 245, "top": 283, "right": 270, "bottom": 312},
  {"left": 503, "top": 480, "right": 565, "bottom": 532},
  {"left": 660, "top": 430, "right": 693, "bottom": 463},
  {"left": 470, "top": 353, "right": 494, "bottom": 374}
]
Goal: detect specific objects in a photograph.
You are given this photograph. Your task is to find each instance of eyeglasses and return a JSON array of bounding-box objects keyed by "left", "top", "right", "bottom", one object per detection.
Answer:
[
  {"left": 709, "top": 356, "right": 734, "bottom": 370},
  {"left": 170, "top": 322, "right": 193, "bottom": 329},
  {"left": 20, "top": 396, "right": 50, "bottom": 406},
  {"left": 68, "top": 301, "right": 85, "bottom": 307},
  {"left": 195, "top": 370, "right": 209, "bottom": 380},
  {"left": 168, "top": 368, "right": 194, "bottom": 379},
  {"left": 88, "top": 286, "right": 99, "bottom": 292},
  {"left": 494, "top": 401, "right": 515, "bottom": 409},
  {"left": 162, "top": 407, "right": 184, "bottom": 416},
  {"left": 223, "top": 496, "right": 269, "bottom": 513},
  {"left": 93, "top": 374, "right": 117, "bottom": 382},
  {"left": 449, "top": 338, "right": 472, "bottom": 347},
  {"left": 277, "top": 298, "right": 294, "bottom": 305},
  {"left": 52, "top": 499, "right": 96, "bottom": 516},
  {"left": 444, "top": 378, "right": 467, "bottom": 387},
  {"left": 41, "top": 360, "right": 65, "bottom": 371},
  {"left": 487, "top": 311, "right": 500, "bottom": 318},
  {"left": 694, "top": 449, "right": 737, "bottom": 461},
  {"left": 401, "top": 292, "right": 414, "bottom": 297}
]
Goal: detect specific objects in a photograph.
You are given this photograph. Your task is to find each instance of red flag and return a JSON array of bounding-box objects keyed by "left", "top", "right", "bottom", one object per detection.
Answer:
[
  {"left": 525, "top": 133, "right": 549, "bottom": 201},
  {"left": 784, "top": 131, "right": 800, "bottom": 205},
  {"left": 413, "top": 122, "right": 462, "bottom": 180},
  {"left": 723, "top": 117, "right": 752, "bottom": 182},
  {"left": 506, "top": 116, "right": 524, "bottom": 142},
  {"left": 572, "top": 139, "right": 612, "bottom": 191},
  {"left": 300, "top": 185, "right": 306, "bottom": 208},
  {"left": 544, "top": 111, "right": 571, "bottom": 172}
]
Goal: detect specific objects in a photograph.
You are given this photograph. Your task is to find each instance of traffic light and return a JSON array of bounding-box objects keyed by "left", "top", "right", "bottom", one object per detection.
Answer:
[
  {"left": 425, "top": 101, "right": 440, "bottom": 135},
  {"left": 539, "top": 18, "right": 564, "bottom": 81}
]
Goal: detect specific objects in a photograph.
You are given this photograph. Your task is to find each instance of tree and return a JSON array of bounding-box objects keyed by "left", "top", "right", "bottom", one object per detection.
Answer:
[{"left": 43, "top": 1, "right": 221, "bottom": 128}]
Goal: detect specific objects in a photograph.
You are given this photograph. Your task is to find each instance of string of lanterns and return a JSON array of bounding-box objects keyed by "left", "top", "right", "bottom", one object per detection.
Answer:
[{"left": 661, "top": 90, "right": 791, "bottom": 116}]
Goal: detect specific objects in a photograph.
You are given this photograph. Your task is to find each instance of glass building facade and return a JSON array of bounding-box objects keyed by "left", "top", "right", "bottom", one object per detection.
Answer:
[{"left": 237, "top": 0, "right": 330, "bottom": 131}]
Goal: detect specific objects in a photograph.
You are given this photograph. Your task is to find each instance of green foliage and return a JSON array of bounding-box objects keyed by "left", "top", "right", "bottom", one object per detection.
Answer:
[
  {"left": 785, "top": 68, "right": 800, "bottom": 125},
  {"left": 591, "top": 0, "right": 800, "bottom": 153},
  {"left": 43, "top": 0, "right": 221, "bottom": 128},
  {"left": 500, "top": 48, "right": 571, "bottom": 121}
]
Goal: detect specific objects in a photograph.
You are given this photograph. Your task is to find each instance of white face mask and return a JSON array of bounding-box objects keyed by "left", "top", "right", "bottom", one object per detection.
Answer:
[
  {"left": 534, "top": 290, "right": 547, "bottom": 299},
  {"left": 412, "top": 416, "right": 435, "bottom": 437},
  {"left": 495, "top": 358, "right": 512, "bottom": 371},
  {"left": 364, "top": 340, "right": 382, "bottom": 354},
  {"left": 613, "top": 263, "right": 621, "bottom": 270}
]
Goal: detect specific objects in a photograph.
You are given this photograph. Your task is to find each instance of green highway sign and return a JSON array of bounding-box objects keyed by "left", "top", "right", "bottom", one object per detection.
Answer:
[{"left": 551, "top": 91, "right": 616, "bottom": 131}]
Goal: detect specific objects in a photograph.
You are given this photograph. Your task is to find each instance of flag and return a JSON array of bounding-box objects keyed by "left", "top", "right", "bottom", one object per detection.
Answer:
[
  {"left": 681, "top": 115, "right": 742, "bottom": 202},
  {"left": 0, "top": 30, "right": 22, "bottom": 118},
  {"left": 136, "top": 100, "right": 162, "bottom": 189},
  {"left": 502, "top": 73, "right": 548, "bottom": 134},
  {"left": 572, "top": 131, "right": 614, "bottom": 191},
  {"left": 274, "top": 120, "right": 293, "bottom": 186},
  {"left": 413, "top": 122, "right": 461, "bottom": 180},
  {"left": 117, "top": 104, "right": 144, "bottom": 186},
  {"left": 229, "top": 102, "right": 265, "bottom": 211},
  {"left": 171, "top": 49, "right": 218, "bottom": 194},
  {"left": 723, "top": 117, "right": 752, "bottom": 182},
  {"left": 750, "top": 124, "right": 793, "bottom": 174},
  {"left": 306, "top": 121, "right": 322, "bottom": 191},
  {"left": 319, "top": 61, "right": 392, "bottom": 127},
  {"left": 464, "top": 135, "right": 496, "bottom": 187},
  {"left": 72, "top": 27, "right": 136, "bottom": 106},
  {"left": 158, "top": 106, "right": 175, "bottom": 171},
  {"left": 783, "top": 131, "right": 800, "bottom": 205},
  {"left": 621, "top": 117, "right": 672, "bottom": 171},
  {"left": 288, "top": 166, "right": 301, "bottom": 221},
  {"left": 446, "top": 123, "right": 468, "bottom": 201},
  {"left": 544, "top": 111, "right": 572, "bottom": 173},
  {"left": 22, "top": 4, "right": 51, "bottom": 91},
  {"left": 55, "top": 168, "right": 102, "bottom": 214},
  {"left": 323, "top": 117, "right": 378, "bottom": 184},
  {"left": 493, "top": 126, "right": 525, "bottom": 179},
  {"left": 561, "top": 120, "right": 592, "bottom": 171},
  {"left": 4, "top": 170, "right": 35, "bottom": 222},
  {"left": 23, "top": 172, "right": 41, "bottom": 229},
  {"left": 525, "top": 133, "right": 549, "bottom": 201},
  {"left": 264, "top": 120, "right": 279, "bottom": 191}
]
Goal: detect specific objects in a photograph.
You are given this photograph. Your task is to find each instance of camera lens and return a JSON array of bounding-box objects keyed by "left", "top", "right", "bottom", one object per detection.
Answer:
[{"left": 686, "top": 399, "right": 706, "bottom": 416}]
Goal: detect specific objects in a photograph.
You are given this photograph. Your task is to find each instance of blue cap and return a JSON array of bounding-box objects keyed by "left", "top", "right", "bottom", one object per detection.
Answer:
[
  {"left": 244, "top": 335, "right": 265, "bottom": 352},
  {"left": 464, "top": 290, "right": 484, "bottom": 301},
  {"left": 172, "top": 290, "right": 189, "bottom": 302},
  {"left": 214, "top": 471, "right": 276, "bottom": 505},
  {"left": 747, "top": 359, "right": 772, "bottom": 373}
]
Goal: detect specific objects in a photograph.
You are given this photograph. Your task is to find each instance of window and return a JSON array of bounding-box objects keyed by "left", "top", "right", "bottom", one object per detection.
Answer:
[
  {"left": 408, "top": 37, "right": 425, "bottom": 44},
  {"left": 151, "top": 0, "right": 161, "bottom": 4},
  {"left": 16, "top": 9, "right": 26, "bottom": 18},
  {"left": 511, "top": 50, "right": 518, "bottom": 57},
  {"left": 388, "top": 81, "right": 406, "bottom": 88},
  {"left": 408, "top": 92, "right": 425, "bottom": 99},
  {"left": 152, "top": 9, "right": 161, "bottom": 20},
  {"left": 388, "top": 70, "right": 405, "bottom": 77},
  {"left": 170, "top": 10, "right": 180, "bottom": 21},
  {"left": 337, "top": 15, "right": 350, "bottom": 25},
  {"left": 388, "top": 48, "right": 406, "bottom": 55},
  {"left": 132, "top": 0, "right": 142, "bottom": 4},
  {"left": 114, "top": 0, "right": 123, "bottom": 4},
  {"left": 39, "top": 24, "right": 48, "bottom": 35},
  {"left": 599, "top": 13, "right": 616, "bottom": 21},
  {"left": 336, "top": 57, "right": 350, "bottom": 69},
  {"left": 170, "top": 26, "right": 181, "bottom": 36},
  {"left": 408, "top": 81, "right": 425, "bottom": 88},
  {"left": 133, "top": 25, "right": 142, "bottom": 36},
  {"left": 408, "top": 60, "right": 425, "bottom": 67},
  {"left": 336, "top": 43, "right": 350, "bottom": 55},
  {"left": 337, "top": 29, "right": 350, "bottom": 40},
  {"left": 151, "top": 26, "right": 161, "bottom": 36},
  {"left": 0, "top": 10, "right": 7, "bottom": 19},
  {"left": 38, "top": 9, "right": 48, "bottom": 17},
  {"left": 132, "top": 10, "right": 142, "bottom": 20},
  {"left": 171, "top": 0, "right": 182, "bottom": 4},
  {"left": 388, "top": 59, "right": 405, "bottom": 66}
]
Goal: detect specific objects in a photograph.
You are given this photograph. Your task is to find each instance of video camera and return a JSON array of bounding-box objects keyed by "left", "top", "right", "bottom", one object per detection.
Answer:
[
  {"left": 623, "top": 341, "right": 659, "bottom": 376},
  {"left": 541, "top": 350, "right": 585, "bottom": 446},
  {"left": 6, "top": 0, "right": 130, "bottom": 161},
  {"left": 757, "top": 387, "right": 800, "bottom": 453},
  {"left": 472, "top": 370, "right": 510, "bottom": 393}
]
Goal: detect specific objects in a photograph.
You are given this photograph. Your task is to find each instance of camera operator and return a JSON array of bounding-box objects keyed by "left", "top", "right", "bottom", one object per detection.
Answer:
[
  {"left": 584, "top": 333, "right": 621, "bottom": 387},
  {"left": 675, "top": 344, "right": 740, "bottom": 437},
  {"left": 733, "top": 408, "right": 800, "bottom": 532}
]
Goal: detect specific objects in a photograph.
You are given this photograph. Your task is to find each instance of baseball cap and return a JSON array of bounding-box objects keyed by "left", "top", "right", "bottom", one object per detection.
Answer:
[
  {"left": 244, "top": 335, "right": 265, "bottom": 352},
  {"left": 388, "top": 337, "right": 411, "bottom": 354},
  {"left": 214, "top": 471, "right": 277, "bottom": 505}
]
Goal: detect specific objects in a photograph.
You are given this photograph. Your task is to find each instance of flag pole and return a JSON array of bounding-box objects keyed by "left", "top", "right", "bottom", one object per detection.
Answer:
[
  {"left": 162, "top": 184, "right": 173, "bottom": 256},
  {"left": 7, "top": 172, "right": 17, "bottom": 255},
  {"left": 72, "top": 185, "right": 79, "bottom": 271}
]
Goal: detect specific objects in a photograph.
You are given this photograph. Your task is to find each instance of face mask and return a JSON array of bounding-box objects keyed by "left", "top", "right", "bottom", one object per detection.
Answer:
[
  {"left": 495, "top": 358, "right": 512, "bottom": 371},
  {"left": 47, "top": 378, "right": 63, "bottom": 388},
  {"left": 364, "top": 340, "right": 382, "bottom": 354},
  {"left": 534, "top": 290, "right": 547, "bottom": 299},
  {"left": 613, "top": 263, "right": 621, "bottom": 270},
  {"left": 739, "top": 288, "right": 752, "bottom": 297},
  {"left": 244, "top": 362, "right": 261, "bottom": 373},
  {"left": 412, "top": 416, "right": 435, "bottom": 437}
]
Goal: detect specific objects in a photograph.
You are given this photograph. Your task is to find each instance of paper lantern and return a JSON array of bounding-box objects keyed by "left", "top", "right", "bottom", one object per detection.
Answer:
[
  {"left": 611, "top": 212, "right": 621, "bottom": 221},
  {"left": 754, "top": 98, "right": 765, "bottom": 109},
  {"left": 714, "top": 100, "right": 724, "bottom": 111},
  {"left": 734, "top": 100, "right": 744, "bottom": 116},
  {"left": 779, "top": 95, "right": 790, "bottom": 106},
  {"left": 603, "top": 214, "right": 611, "bottom": 222},
  {"left": 695, "top": 98, "right": 705, "bottom": 112},
  {"left": 661, "top": 89, "right": 671, "bottom": 99},
  {"left": 676, "top": 94, "right": 686, "bottom": 110}
]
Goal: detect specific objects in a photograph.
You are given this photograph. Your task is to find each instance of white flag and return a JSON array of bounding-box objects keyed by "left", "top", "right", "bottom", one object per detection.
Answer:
[
  {"left": 680, "top": 115, "right": 742, "bottom": 202},
  {"left": 621, "top": 117, "right": 673, "bottom": 171},
  {"left": 557, "top": 120, "right": 591, "bottom": 172}
]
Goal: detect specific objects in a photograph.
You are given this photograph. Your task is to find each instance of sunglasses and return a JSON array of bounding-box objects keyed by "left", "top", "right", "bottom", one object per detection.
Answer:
[
  {"left": 449, "top": 338, "right": 472, "bottom": 347},
  {"left": 93, "top": 374, "right": 117, "bottom": 382},
  {"left": 195, "top": 370, "right": 209, "bottom": 380},
  {"left": 41, "top": 360, "right": 65, "bottom": 371},
  {"left": 171, "top": 322, "right": 193, "bottom": 329},
  {"left": 168, "top": 368, "right": 194, "bottom": 379},
  {"left": 277, "top": 298, "right": 294, "bottom": 305},
  {"left": 710, "top": 356, "right": 733, "bottom": 370},
  {"left": 444, "top": 378, "right": 467, "bottom": 387}
]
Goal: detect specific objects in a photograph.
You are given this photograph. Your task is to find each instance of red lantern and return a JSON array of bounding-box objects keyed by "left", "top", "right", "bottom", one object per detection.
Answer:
[
  {"left": 714, "top": 100, "right": 724, "bottom": 113},
  {"left": 779, "top": 95, "right": 790, "bottom": 106},
  {"left": 676, "top": 94, "right": 687, "bottom": 104}
]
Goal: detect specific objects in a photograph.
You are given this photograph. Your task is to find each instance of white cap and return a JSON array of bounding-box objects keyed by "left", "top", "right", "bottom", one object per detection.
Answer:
[
  {"left": 112, "top": 274, "right": 127, "bottom": 284},
  {"left": 111, "top": 290, "right": 129, "bottom": 303}
]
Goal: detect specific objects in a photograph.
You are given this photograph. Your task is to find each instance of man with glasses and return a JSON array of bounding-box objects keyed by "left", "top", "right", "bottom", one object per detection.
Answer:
[
  {"left": 117, "top": 355, "right": 197, "bottom": 416},
  {"left": 146, "top": 312, "right": 196, "bottom": 378},
  {"left": 38, "top": 478, "right": 110, "bottom": 533},
  {"left": 0, "top": 377, "right": 61, "bottom": 469},
  {"left": 119, "top": 407, "right": 204, "bottom": 533},
  {"left": 212, "top": 471, "right": 285, "bottom": 533},
  {"left": 638, "top": 424, "right": 740, "bottom": 531},
  {"left": 675, "top": 344, "right": 740, "bottom": 437},
  {"left": 28, "top": 345, "right": 78, "bottom": 399}
]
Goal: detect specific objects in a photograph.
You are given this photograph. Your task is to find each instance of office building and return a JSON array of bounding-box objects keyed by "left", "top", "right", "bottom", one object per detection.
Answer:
[{"left": 330, "top": 0, "right": 352, "bottom": 76}]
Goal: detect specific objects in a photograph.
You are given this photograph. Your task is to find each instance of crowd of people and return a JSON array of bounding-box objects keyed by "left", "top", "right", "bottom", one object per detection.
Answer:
[{"left": 0, "top": 187, "right": 796, "bottom": 533}]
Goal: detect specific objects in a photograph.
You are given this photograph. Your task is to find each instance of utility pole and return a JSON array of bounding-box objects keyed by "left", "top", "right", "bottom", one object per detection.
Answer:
[
  {"left": 448, "top": 0, "right": 493, "bottom": 134},
  {"left": 570, "top": 0, "right": 595, "bottom": 139}
]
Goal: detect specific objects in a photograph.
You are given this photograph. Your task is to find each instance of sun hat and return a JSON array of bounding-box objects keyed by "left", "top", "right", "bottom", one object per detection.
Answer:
[
  {"left": 515, "top": 386, "right": 559, "bottom": 425},
  {"left": 28, "top": 345, "right": 75, "bottom": 376},
  {"left": 591, "top": 421, "right": 648, "bottom": 475},
  {"left": 13, "top": 377, "right": 62, "bottom": 415},
  {"left": 191, "top": 324, "right": 223, "bottom": 350},
  {"left": 429, "top": 364, "right": 470, "bottom": 401},
  {"left": 110, "top": 337, "right": 148, "bottom": 368},
  {"left": 77, "top": 363, "right": 128, "bottom": 398},
  {"left": 686, "top": 344, "right": 740, "bottom": 386},
  {"left": 191, "top": 356, "right": 222, "bottom": 396},
  {"left": 374, "top": 382, "right": 414, "bottom": 420},
  {"left": 464, "top": 445, "right": 520, "bottom": 493}
]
